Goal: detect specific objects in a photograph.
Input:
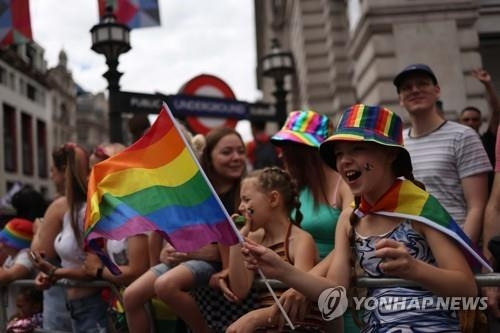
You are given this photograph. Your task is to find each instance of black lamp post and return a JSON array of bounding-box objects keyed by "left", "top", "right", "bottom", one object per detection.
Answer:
[
  {"left": 90, "top": 7, "right": 131, "bottom": 143},
  {"left": 261, "top": 38, "right": 295, "bottom": 127}
]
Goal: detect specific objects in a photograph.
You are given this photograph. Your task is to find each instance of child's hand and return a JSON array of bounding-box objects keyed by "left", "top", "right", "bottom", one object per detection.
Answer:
[
  {"left": 374, "top": 238, "right": 415, "bottom": 278},
  {"left": 34, "top": 272, "right": 53, "bottom": 290},
  {"left": 29, "top": 251, "right": 54, "bottom": 274},
  {"left": 269, "top": 288, "right": 309, "bottom": 330},
  {"left": 242, "top": 238, "right": 290, "bottom": 279},
  {"left": 159, "top": 243, "right": 188, "bottom": 266},
  {"left": 209, "top": 269, "right": 239, "bottom": 303}
]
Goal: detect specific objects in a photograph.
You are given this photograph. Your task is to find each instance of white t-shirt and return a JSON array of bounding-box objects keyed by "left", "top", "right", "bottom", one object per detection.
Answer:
[
  {"left": 404, "top": 121, "right": 492, "bottom": 226},
  {"left": 106, "top": 239, "right": 128, "bottom": 266},
  {"left": 3, "top": 249, "right": 35, "bottom": 319}
]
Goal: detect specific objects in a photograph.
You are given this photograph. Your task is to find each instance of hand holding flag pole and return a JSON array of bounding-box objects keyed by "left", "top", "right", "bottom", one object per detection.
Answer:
[
  {"left": 170, "top": 103, "right": 296, "bottom": 330},
  {"left": 84, "top": 102, "right": 295, "bottom": 329}
]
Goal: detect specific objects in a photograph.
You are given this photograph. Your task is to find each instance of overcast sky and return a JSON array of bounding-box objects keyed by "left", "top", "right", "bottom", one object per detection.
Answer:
[{"left": 30, "top": 0, "right": 259, "bottom": 140}]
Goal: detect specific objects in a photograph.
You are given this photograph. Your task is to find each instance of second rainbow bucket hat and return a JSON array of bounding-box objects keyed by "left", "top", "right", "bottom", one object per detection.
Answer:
[
  {"left": 319, "top": 104, "right": 413, "bottom": 177},
  {"left": 271, "top": 110, "right": 333, "bottom": 148},
  {"left": 0, "top": 218, "right": 33, "bottom": 250}
]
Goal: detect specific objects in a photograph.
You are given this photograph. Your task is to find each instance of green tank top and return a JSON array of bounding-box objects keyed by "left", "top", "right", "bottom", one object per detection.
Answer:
[
  {"left": 294, "top": 188, "right": 360, "bottom": 333},
  {"left": 295, "top": 188, "right": 341, "bottom": 259}
]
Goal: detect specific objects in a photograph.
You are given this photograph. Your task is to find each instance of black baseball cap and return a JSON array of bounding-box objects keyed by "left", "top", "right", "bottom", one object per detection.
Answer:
[{"left": 393, "top": 64, "right": 438, "bottom": 91}]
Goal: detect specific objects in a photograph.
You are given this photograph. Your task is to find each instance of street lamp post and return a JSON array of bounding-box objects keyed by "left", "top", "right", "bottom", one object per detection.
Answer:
[
  {"left": 261, "top": 38, "right": 295, "bottom": 127},
  {"left": 90, "top": 7, "right": 131, "bottom": 143}
]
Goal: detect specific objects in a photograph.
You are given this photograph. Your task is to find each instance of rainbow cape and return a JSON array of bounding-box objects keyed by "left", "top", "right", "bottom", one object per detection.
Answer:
[
  {"left": 84, "top": 103, "right": 241, "bottom": 274},
  {"left": 354, "top": 179, "right": 492, "bottom": 272}
]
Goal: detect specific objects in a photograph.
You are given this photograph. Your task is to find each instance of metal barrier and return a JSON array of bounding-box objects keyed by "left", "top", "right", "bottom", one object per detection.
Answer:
[{"left": 1, "top": 274, "right": 500, "bottom": 332}]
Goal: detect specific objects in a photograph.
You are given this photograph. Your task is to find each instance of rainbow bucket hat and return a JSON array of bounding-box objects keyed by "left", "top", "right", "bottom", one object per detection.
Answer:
[
  {"left": 319, "top": 104, "right": 412, "bottom": 176},
  {"left": 0, "top": 218, "right": 33, "bottom": 250},
  {"left": 271, "top": 110, "right": 333, "bottom": 148}
]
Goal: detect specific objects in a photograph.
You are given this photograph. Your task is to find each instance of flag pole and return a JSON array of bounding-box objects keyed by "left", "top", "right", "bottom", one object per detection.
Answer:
[{"left": 163, "top": 102, "right": 296, "bottom": 330}]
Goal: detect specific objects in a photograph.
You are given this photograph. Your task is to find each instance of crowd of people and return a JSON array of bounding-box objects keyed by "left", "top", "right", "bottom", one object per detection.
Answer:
[{"left": 0, "top": 63, "right": 499, "bottom": 333}]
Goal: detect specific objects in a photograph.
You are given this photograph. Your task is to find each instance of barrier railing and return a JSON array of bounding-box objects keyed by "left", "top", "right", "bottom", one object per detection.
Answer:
[{"left": 1, "top": 274, "right": 500, "bottom": 332}]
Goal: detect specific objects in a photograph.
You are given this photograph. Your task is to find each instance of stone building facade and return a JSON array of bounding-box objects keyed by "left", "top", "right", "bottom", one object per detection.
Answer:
[
  {"left": 255, "top": 0, "right": 500, "bottom": 123},
  {"left": 0, "top": 44, "right": 109, "bottom": 199},
  {"left": 46, "top": 50, "right": 78, "bottom": 148},
  {"left": 0, "top": 43, "right": 53, "bottom": 198}
]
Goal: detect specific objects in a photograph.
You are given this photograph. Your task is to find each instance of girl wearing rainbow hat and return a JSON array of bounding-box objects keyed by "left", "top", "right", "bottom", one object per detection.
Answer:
[{"left": 242, "top": 104, "right": 491, "bottom": 332}]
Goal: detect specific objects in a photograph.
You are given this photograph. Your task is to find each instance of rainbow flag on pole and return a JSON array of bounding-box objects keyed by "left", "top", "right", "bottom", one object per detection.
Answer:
[
  {"left": 355, "top": 179, "right": 493, "bottom": 272},
  {"left": 84, "top": 103, "right": 241, "bottom": 273}
]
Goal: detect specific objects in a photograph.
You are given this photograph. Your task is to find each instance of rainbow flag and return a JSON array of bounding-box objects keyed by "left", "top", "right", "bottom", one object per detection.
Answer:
[
  {"left": 84, "top": 103, "right": 240, "bottom": 273},
  {"left": 355, "top": 179, "right": 492, "bottom": 272}
]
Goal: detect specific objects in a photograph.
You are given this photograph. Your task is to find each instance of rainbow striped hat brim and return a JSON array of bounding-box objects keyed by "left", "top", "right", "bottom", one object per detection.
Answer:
[
  {"left": 271, "top": 110, "right": 332, "bottom": 148},
  {"left": 319, "top": 104, "right": 412, "bottom": 173}
]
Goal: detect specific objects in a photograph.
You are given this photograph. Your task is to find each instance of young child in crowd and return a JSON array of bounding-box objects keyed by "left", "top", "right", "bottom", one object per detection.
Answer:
[
  {"left": 226, "top": 167, "right": 318, "bottom": 332},
  {"left": 0, "top": 219, "right": 36, "bottom": 320},
  {"left": 6, "top": 288, "right": 43, "bottom": 333},
  {"left": 243, "top": 105, "right": 490, "bottom": 332}
]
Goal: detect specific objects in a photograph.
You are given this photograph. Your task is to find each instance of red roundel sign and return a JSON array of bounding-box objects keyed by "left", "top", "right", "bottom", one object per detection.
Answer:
[{"left": 181, "top": 74, "right": 238, "bottom": 134}]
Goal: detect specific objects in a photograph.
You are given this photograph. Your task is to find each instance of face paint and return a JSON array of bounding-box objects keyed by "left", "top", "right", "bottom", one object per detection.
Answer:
[
  {"left": 247, "top": 208, "right": 254, "bottom": 215},
  {"left": 364, "top": 163, "right": 374, "bottom": 171}
]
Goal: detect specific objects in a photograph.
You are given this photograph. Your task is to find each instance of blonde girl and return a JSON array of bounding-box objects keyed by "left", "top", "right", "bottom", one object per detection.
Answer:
[{"left": 226, "top": 167, "right": 318, "bottom": 332}]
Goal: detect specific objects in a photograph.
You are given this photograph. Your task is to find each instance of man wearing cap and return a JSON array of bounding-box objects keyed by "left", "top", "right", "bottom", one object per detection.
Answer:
[{"left": 394, "top": 64, "right": 492, "bottom": 244}]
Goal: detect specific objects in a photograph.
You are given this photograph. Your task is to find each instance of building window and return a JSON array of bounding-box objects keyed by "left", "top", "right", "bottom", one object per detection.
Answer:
[
  {"left": 9, "top": 72, "right": 15, "bottom": 90},
  {"left": 3, "top": 104, "right": 17, "bottom": 172},
  {"left": 37, "top": 120, "right": 48, "bottom": 178},
  {"left": 21, "top": 112, "right": 33, "bottom": 175},
  {"left": 27, "top": 83, "right": 36, "bottom": 101},
  {"left": 19, "top": 78, "right": 25, "bottom": 95},
  {"left": 0, "top": 66, "right": 6, "bottom": 85}
]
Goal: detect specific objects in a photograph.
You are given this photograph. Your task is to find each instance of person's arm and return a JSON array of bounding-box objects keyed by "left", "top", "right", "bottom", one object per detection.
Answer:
[
  {"left": 31, "top": 196, "right": 67, "bottom": 259},
  {"left": 0, "top": 264, "right": 31, "bottom": 285},
  {"left": 185, "top": 243, "right": 220, "bottom": 262},
  {"left": 289, "top": 230, "right": 317, "bottom": 272},
  {"left": 483, "top": 173, "right": 500, "bottom": 264},
  {"left": 472, "top": 68, "right": 500, "bottom": 134},
  {"left": 375, "top": 223, "right": 477, "bottom": 297},
  {"left": 226, "top": 307, "right": 274, "bottom": 333},
  {"left": 243, "top": 210, "right": 352, "bottom": 301},
  {"left": 228, "top": 229, "right": 257, "bottom": 300},
  {"left": 96, "top": 235, "right": 149, "bottom": 286},
  {"left": 148, "top": 231, "right": 164, "bottom": 266},
  {"left": 309, "top": 249, "right": 334, "bottom": 277},
  {"left": 30, "top": 250, "right": 92, "bottom": 281},
  {"left": 461, "top": 173, "right": 488, "bottom": 243},
  {"left": 337, "top": 179, "right": 354, "bottom": 211}
]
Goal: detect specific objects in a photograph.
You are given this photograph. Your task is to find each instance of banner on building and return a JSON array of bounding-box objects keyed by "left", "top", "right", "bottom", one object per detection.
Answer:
[
  {"left": 0, "top": 0, "right": 32, "bottom": 47},
  {"left": 98, "top": 0, "right": 160, "bottom": 29}
]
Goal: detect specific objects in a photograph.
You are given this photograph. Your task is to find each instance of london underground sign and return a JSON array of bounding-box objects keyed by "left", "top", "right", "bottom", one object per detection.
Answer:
[{"left": 180, "top": 74, "right": 239, "bottom": 134}]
